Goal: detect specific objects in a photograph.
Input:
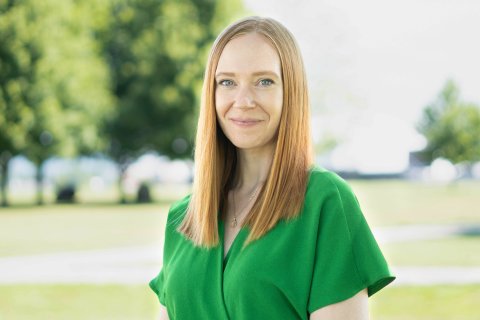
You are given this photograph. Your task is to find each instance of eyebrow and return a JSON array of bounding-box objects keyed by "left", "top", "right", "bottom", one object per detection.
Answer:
[{"left": 215, "top": 71, "right": 281, "bottom": 78}]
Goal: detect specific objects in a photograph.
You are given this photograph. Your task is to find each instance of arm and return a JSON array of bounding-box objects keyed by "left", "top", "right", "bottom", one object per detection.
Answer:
[
  {"left": 310, "top": 289, "right": 369, "bottom": 320},
  {"left": 159, "top": 304, "right": 170, "bottom": 320}
]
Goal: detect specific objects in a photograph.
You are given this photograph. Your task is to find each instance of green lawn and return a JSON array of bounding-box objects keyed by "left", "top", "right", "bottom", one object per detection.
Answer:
[
  {"left": 0, "top": 284, "right": 479, "bottom": 319},
  {"left": 349, "top": 179, "right": 480, "bottom": 226},
  {"left": 4, "top": 179, "right": 480, "bottom": 226},
  {"left": 0, "top": 284, "right": 158, "bottom": 320},
  {"left": 370, "top": 284, "right": 480, "bottom": 320},
  {"left": 5, "top": 183, "right": 192, "bottom": 206},
  {"left": 383, "top": 236, "right": 480, "bottom": 266},
  {"left": 0, "top": 204, "right": 169, "bottom": 257},
  {"left": 0, "top": 180, "right": 479, "bottom": 318},
  {"left": 1, "top": 180, "right": 479, "bottom": 258}
]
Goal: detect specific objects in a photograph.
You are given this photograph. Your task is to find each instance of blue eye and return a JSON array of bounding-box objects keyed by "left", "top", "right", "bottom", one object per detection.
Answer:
[
  {"left": 259, "top": 79, "right": 274, "bottom": 86},
  {"left": 219, "top": 79, "right": 234, "bottom": 86}
]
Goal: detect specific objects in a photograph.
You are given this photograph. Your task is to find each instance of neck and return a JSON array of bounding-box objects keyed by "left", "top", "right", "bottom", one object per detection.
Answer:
[{"left": 234, "top": 144, "right": 275, "bottom": 191}]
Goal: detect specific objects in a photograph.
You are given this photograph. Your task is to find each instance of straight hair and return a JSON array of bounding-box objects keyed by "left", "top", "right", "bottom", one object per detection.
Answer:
[{"left": 178, "top": 16, "right": 313, "bottom": 248}]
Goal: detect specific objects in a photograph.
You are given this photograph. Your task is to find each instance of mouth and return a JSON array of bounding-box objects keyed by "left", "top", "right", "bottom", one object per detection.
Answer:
[{"left": 230, "top": 118, "right": 263, "bottom": 127}]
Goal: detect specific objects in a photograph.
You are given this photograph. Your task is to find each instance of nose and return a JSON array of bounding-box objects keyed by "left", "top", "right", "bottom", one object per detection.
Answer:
[{"left": 233, "top": 85, "right": 256, "bottom": 109}]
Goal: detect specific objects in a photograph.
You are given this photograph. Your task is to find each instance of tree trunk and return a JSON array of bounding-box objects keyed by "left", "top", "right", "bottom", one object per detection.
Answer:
[
  {"left": 118, "top": 163, "right": 127, "bottom": 204},
  {"left": 36, "top": 162, "right": 44, "bottom": 205},
  {"left": 136, "top": 182, "right": 152, "bottom": 203},
  {"left": 0, "top": 159, "right": 9, "bottom": 207}
]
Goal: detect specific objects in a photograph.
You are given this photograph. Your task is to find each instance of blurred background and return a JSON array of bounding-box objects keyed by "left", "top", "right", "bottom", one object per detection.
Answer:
[{"left": 0, "top": 0, "right": 479, "bottom": 319}]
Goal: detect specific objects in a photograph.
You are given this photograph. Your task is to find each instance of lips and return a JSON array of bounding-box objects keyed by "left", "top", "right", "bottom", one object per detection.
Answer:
[{"left": 230, "top": 118, "right": 262, "bottom": 127}]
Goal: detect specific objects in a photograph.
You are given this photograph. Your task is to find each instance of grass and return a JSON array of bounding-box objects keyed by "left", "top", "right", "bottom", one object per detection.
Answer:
[
  {"left": 1, "top": 180, "right": 479, "bottom": 258},
  {"left": 0, "top": 204, "right": 169, "bottom": 257},
  {"left": 382, "top": 236, "right": 480, "bottom": 266},
  {"left": 5, "top": 183, "right": 192, "bottom": 206},
  {"left": 0, "top": 284, "right": 479, "bottom": 319},
  {"left": 0, "top": 284, "right": 159, "bottom": 320},
  {"left": 349, "top": 179, "right": 480, "bottom": 226},
  {"left": 4, "top": 179, "right": 480, "bottom": 226},
  {"left": 370, "top": 284, "right": 480, "bottom": 319},
  {"left": 0, "top": 180, "right": 479, "bottom": 318}
]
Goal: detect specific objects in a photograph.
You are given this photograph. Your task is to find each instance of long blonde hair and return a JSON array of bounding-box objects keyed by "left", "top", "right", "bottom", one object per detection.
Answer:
[{"left": 178, "top": 16, "right": 313, "bottom": 248}]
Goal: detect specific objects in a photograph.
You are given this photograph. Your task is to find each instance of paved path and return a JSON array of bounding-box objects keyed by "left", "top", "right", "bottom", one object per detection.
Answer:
[
  {"left": 0, "top": 224, "right": 479, "bottom": 285},
  {"left": 391, "top": 266, "right": 480, "bottom": 286},
  {"left": 373, "top": 223, "right": 480, "bottom": 243},
  {"left": 0, "top": 245, "right": 162, "bottom": 284}
]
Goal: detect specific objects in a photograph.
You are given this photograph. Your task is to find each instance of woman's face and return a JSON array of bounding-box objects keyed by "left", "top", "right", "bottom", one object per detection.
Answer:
[{"left": 215, "top": 32, "right": 283, "bottom": 151}]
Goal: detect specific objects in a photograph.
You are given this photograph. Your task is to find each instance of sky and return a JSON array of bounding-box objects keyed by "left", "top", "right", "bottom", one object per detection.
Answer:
[{"left": 244, "top": 0, "right": 480, "bottom": 173}]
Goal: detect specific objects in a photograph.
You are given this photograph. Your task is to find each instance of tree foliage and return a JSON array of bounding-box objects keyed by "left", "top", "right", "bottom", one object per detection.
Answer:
[
  {"left": 417, "top": 80, "right": 480, "bottom": 165},
  {"left": 100, "top": 0, "right": 243, "bottom": 163},
  {"left": 0, "top": 0, "right": 243, "bottom": 205},
  {"left": 0, "top": 0, "right": 114, "bottom": 204}
]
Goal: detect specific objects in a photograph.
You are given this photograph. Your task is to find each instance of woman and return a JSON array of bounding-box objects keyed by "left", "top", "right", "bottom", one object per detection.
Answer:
[{"left": 150, "top": 16, "right": 395, "bottom": 319}]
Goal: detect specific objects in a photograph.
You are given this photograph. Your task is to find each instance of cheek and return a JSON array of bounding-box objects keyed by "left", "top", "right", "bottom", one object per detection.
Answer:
[
  {"left": 272, "top": 92, "right": 283, "bottom": 121},
  {"left": 215, "top": 90, "right": 229, "bottom": 116}
]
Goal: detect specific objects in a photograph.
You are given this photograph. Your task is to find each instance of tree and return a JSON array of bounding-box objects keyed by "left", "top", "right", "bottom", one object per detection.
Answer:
[
  {"left": 0, "top": 0, "right": 114, "bottom": 205},
  {"left": 0, "top": 1, "right": 39, "bottom": 206},
  {"left": 417, "top": 80, "right": 480, "bottom": 166},
  {"left": 99, "top": 0, "right": 243, "bottom": 202}
]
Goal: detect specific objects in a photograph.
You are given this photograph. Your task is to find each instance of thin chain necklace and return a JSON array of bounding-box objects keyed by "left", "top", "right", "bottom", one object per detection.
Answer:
[{"left": 231, "top": 183, "right": 263, "bottom": 228}]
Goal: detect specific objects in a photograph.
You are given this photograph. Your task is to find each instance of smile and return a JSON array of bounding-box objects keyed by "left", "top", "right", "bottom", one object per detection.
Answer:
[{"left": 230, "top": 118, "right": 263, "bottom": 127}]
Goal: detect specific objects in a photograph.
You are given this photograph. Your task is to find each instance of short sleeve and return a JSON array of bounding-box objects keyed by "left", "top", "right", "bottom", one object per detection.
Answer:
[
  {"left": 149, "top": 269, "right": 166, "bottom": 306},
  {"left": 307, "top": 174, "right": 395, "bottom": 313},
  {"left": 148, "top": 195, "right": 191, "bottom": 308}
]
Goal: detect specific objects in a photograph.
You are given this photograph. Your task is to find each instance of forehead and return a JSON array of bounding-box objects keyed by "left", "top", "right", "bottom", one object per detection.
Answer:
[{"left": 216, "top": 33, "right": 281, "bottom": 75}]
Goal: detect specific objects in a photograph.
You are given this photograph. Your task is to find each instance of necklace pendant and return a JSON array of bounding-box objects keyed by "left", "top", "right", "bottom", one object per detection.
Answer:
[{"left": 231, "top": 218, "right": 237, "bottom": 228}]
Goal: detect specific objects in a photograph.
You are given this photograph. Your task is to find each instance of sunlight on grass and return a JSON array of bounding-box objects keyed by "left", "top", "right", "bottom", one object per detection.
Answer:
[
  {"left": 383, "top": 236, "right": 480, "bottom": 266},
  {"left": 0, "top": 284, "right": 158, "bottom": 320},
  {"left": 1, "top": 181, "right": 479, "bottom": 319},
  {"left": 0, "top": 284, "right": 478, "bottom": 319},
  {"left": 370, "top": 285, "right": 480, "bottom": 319},
  {"left": 350, "top": 180, "right": 480, "bottom": 226},
  {"left": 0, "top": 204, "right": 169, "bottom": 257}
]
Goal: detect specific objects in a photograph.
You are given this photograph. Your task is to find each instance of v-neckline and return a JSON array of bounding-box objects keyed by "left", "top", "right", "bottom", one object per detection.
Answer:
[{"left": 219, "top": 218, "right": 246, "bottom": 270}]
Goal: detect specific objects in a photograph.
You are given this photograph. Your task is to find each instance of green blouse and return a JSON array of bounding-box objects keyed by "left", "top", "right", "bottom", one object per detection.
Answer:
[{"left": 149, "top": 167, "right": 395, "bottom": 319}]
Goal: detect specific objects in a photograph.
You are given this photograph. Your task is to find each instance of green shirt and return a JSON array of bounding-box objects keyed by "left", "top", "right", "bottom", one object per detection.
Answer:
[{"left": 149, "top": 167, "right": 395, "bottom": 319}]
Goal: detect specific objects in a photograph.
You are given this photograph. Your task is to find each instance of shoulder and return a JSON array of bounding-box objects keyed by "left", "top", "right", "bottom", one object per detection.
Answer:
[
  {"left": 307, "top": 166, "right": 357, "bottom": 200},
  {"left": 166, "top": 194, "right": 191, "bottom": 228},
  {"left": 304, "top": 166, "right": 363, "bottom": 227}
]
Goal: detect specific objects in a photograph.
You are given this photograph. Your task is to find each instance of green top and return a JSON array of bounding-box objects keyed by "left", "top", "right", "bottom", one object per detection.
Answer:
[{"left": 149, "top": 167, "right": 395, "bottom": 319}]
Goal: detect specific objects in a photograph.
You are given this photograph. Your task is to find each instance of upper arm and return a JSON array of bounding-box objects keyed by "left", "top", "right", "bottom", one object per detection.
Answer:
[
  {"left": 159, "top": 304, "right": 170, "bottom": 320},
  {"left": 306, "top": 172, "right": 395, "bottom": 312},
  {"left": 309, "top": 289, "right": 369, "bottom": 320}
]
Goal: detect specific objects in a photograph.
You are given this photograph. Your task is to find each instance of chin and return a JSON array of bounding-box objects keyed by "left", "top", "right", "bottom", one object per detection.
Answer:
[
  {"left": 230, "top": 141, "right": 257, "bottom": 149},
  {"left": 229, "top": 138, "right": 275, "bottom": 152}
]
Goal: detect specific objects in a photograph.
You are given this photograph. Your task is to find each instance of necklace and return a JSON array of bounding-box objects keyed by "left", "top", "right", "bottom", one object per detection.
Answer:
[{"left": 231, "top": 183, "right": 262, "bottom": 228}]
